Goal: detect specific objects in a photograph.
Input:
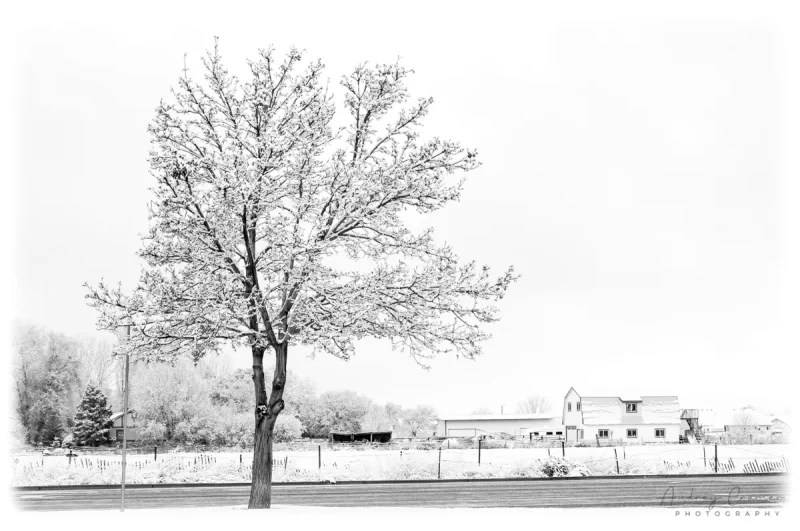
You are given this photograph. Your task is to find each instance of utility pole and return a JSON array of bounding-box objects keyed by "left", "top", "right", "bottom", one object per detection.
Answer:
[{"left": 120, "top": 325, "right": 131, "bottom": 512}]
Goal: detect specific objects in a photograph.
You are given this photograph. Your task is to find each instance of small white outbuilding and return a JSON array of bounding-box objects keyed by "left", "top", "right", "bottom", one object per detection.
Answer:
[{"left": 436, "top": 414, "right": 564, "bottom": 439}]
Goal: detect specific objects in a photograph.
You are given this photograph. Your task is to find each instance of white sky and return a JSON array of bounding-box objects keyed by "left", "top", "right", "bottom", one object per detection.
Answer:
[{"left": 6, "top": 1, "right": 800, "bottom": 421}]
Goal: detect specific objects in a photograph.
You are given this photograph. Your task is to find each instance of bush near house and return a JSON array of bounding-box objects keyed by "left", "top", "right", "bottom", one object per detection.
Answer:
[{"left": 539, "top": 457, "right": 589, "bottom": 477}]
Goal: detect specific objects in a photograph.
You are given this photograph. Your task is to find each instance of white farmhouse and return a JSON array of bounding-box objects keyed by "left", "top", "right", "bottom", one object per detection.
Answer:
[{"left": 563, "top": 387, "right": 681, "bottom": 444}]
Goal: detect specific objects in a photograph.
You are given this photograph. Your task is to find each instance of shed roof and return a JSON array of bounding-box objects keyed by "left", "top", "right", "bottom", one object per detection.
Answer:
[
  {"left": 438, "top": 414, "right": 561, "bottom": 421},
  {"left": 108, "top": 410, "right": 136, "bottom": 423}
]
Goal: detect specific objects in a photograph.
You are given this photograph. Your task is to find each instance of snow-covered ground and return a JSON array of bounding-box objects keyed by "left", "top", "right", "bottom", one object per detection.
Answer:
[{"left": 10, "top": 444, "right": 790, "bottom": 486}]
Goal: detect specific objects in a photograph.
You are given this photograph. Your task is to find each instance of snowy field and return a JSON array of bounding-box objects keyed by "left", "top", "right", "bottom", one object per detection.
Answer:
[{"left": 10, "top": 444, "right": 791, "bottom": 486}]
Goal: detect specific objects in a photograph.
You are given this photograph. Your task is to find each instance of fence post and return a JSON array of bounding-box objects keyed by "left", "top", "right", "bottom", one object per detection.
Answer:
[
  {"left": 154, "top": 446, "right": 157, "bottom": 461},
  {"left": 703, "top": 446, "right": 706, "bottom": 469},
  {"left": 714, "top": 444, "right": 718, "bottom": 473},
  {"left": 561, "top": 441, "right": 565, "bottom": 457},
  {"left": 438, "top": 448, "right": 442, "bottom": 479},
  {"left": 318, "top": 445, "right": 321, "bottom": 469},
  {"left": 478, "top": 439, "right": 482, "bottom": 465},
  {"left": 614, "top": 448, "right": 620, "bottom": 474}
]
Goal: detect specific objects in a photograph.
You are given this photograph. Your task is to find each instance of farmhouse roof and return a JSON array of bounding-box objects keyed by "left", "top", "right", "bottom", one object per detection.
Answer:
[
  {"left": 580, "top": 396, "right": 680, "bottom": 425},
  {"left": 580, "top": 395, "right": 678, "bottom": 401}
]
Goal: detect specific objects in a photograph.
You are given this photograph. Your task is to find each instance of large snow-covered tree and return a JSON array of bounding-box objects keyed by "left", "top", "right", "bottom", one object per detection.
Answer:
[{"left": 86, "top": 42, "right": 516, "bottom": 508}]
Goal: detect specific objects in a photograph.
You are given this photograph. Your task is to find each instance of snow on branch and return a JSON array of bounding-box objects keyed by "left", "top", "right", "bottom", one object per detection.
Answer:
[{"left": 86, "top": 43, "right": 517, "bottom": 365}]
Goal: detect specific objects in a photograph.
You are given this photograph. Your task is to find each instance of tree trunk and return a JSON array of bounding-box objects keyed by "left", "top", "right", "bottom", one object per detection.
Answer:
[{"left": 249, "top": 341, "right": 288, "bottom": 509}]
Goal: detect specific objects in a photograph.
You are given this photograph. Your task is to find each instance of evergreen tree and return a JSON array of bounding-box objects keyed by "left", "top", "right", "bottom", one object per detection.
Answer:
[{"left": 72, "top": 383, "right": 113, "bottom": 446}]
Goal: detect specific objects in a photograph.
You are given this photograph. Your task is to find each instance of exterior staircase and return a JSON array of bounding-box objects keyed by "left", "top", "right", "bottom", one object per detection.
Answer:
[{"left": 680, "top": 409, "right": 704, "bottom": 442}]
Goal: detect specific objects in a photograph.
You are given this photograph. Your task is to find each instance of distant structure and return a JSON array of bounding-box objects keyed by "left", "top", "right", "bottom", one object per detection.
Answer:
[
  {"left": 437, "top": 387, "right": 682, "bottom": 443},
  {"left": 329, "top": 431, "right": 392, "bottom": 443},
  {"left": 108, "top": 410, "right": 139, "bottom": 442},
  {"left": 770, "top": 418, "right": 792, "bottom": 435},
  {"left": 700, "top": 407, "right": 791, "bottom": 437},
  {"left": 435, "top": 413, "right": 563, "bottom": 440}
]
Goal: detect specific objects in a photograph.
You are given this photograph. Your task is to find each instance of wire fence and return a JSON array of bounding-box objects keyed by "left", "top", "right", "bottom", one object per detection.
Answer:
[
  {"left": 10, "top": 442, "right": 791, "bottom": 486},
  {"left": 21, "top": 429, "right": 790, "bottom": 458}
]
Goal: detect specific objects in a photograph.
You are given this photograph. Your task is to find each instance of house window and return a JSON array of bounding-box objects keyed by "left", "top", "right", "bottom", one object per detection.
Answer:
[
  {"left": 598, "top": 429, "right": 609, "bottom": 438},
  {"left": 533, "top": 432, "right": 539, "bottom": 436},
  {"left": 626, "top": 403, "right": 638, "bottom": 413},
  {"left": 576, "top": 402, "right": 581, "bottom": 411},
  {"left": 546, "top": 432, "right": 553, "bottom": 435},
  {"left": 655, "top": 428, "right": 665, "bottom": 438},
  {"left": 115, "top": 429, "right": 125, "bottom": 441},
  {"left": 627, "top": 429, "right": 638, "bottom": 438},
  {"left": 567, "top": 402, "right": 572, "bottom": 412},
  {"left": 556, "top": 431, "right": 563, "bottom": 435}
]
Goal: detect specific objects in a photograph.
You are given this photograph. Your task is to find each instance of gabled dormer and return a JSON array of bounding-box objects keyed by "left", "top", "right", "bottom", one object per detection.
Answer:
[{"left": 563, "top": 387, "right": 583, "bottom": 426}]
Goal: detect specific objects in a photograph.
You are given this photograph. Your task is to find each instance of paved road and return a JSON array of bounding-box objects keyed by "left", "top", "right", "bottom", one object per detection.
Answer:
[{"left": 12, "top": 475, "right": 788, "bottom": 511}]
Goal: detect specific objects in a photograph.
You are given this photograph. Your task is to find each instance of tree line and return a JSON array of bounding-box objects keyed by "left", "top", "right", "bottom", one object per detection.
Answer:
[{"left": 11, "top": 322, "right": 439, "bottom": 447}]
